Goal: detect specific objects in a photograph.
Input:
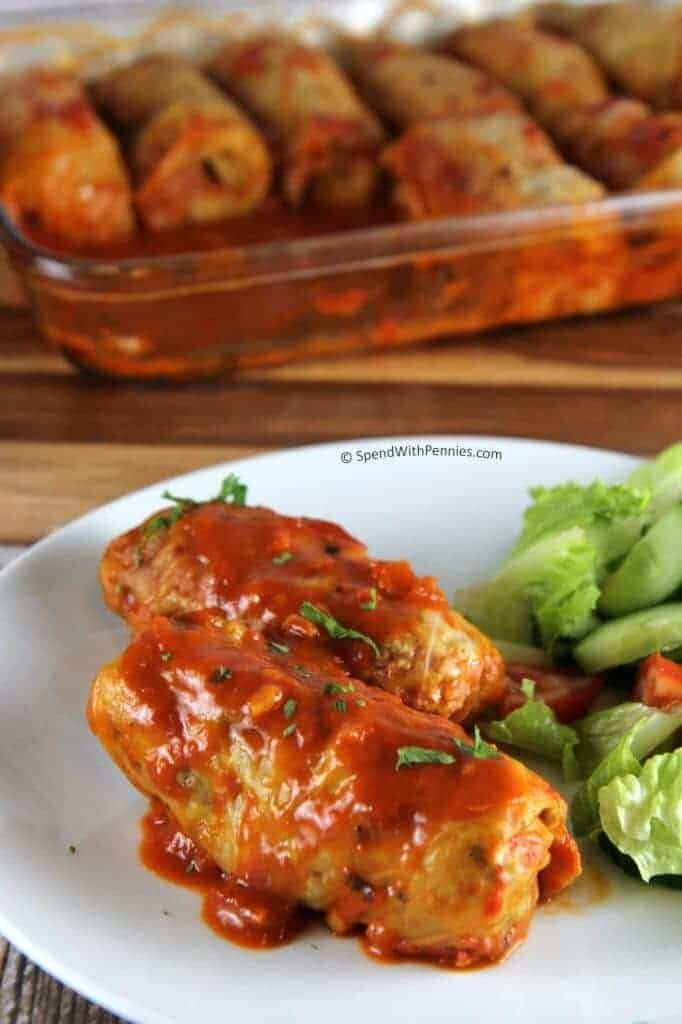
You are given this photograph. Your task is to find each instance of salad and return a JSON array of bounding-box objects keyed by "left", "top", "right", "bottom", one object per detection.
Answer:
[{"left": 456, "top": 442, "right": 682, "bottom": 887}]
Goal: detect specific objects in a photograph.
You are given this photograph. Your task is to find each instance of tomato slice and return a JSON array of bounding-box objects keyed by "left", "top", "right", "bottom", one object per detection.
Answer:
[
  {"left": 633, "top": 653, "right": 682, "bottom": 710},
  {"left": 498, "top": 663, "right": 605, "bottom": 723}
]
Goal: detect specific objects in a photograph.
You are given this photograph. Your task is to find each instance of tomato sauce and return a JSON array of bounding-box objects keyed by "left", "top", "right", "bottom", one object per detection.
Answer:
[
  {"left": 23, "top": 194, "right": 396, "bottom": 260},
  {"left": 116, "top": 613, "right": 520, "bottom": 820},
  {"left": 101, "top": 499, "right": 505, "bottom": 721},
  {"left": 104, "top": 503, "right": 453, "bottom": 664},
  {"left": 140, "top": 799, "right": 312, "bottom": 947},
  {"left": 139, "top": 796, "right": 536, "bottom": 968}
]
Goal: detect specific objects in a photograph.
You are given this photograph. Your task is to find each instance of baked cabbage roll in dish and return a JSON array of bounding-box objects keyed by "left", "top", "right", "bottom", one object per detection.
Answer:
[
  {"left": 87, "top": 614, "right": 580, "bottom": 966},
  {"left": 92, "top": 55, "right": 271, "bottom": 230},
  {"left": 382, "top": 113, "right": 605, "bottom": 219},
  {"left": 446, "top": 18, "right": 682, "bottom": 191},
  {"left": 341, "top": 37, "right": 521, "bottom": 127},
  {"left": 558, "top": 99, "right": 682, "bottom": 192},
  {"left": 538, "top": 2, "right": 682, "bottom": 112},
  {"left": 208, "top": 35, "right": 385, "bottom": 207},
  {"left": 100, "top": 498, "right": 505, "bottom": 723},
  {"left": 447, "top": 16, "right": 608, "bottom": 128},
  {"left": 0, "top": 69, "right": 134, "bottom": 245}
]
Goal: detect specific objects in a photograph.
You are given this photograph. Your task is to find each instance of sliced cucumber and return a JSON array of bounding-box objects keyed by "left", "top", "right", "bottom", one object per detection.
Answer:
[
  {"left": 627, "top": 443, "right": 682, "bottom": 521},
  {"left": 587, "top": 517, "right": 646, "bottom": 574},
  {"left": 599, "top": 504, "right": 682, "bottom": 617},
  {"left": 492, "top": 639, "right": 552, "bottom": 666},
  {"left": 575, "top": 603, "right": 682, "bottom": 674}
]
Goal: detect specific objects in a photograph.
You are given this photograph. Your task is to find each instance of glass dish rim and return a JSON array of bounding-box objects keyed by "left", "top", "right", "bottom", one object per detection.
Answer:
[
  {"left": 3, "top": 0, "right": 682, "bottom": 287},
  {"left": 4, "top": 190, "right": 682, "bottom": 287}
]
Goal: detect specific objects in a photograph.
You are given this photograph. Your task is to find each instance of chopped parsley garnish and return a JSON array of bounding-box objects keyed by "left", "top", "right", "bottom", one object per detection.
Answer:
[
  {"left": 282, "top": 722, "right": 297, "bottom": 738},
  {"left": 521, "top": 678, "right": 536, "bottom": 700},
  {"left": 355, "top": 698, "right": 367, "bottom": 707},
  {"left": 142, "top": 473, "right": 248, "bottom": 537},
  {"left": 272, "top": 551, "right": 293, "bottom": 565},
  {"left": 452, "top": 726, "right": 500, "bottom": 760},
  {"left": 323, "top": 681, "right": 355, "bottom": 697},
  {"left": 142, "top": 512, "right": 180, "bottom": 537},
  {"left": 360, "top": 587, "right": 378, "bottom": 611},
  {"left": 395, "top": 746, "right": 456, "bottom": 770},
  {"left": 395, "top": 730, "right": 498, "bottom": 770},
  {"left": 161, "top": 489, "right": 198, "bottom": 512},
  {"left": 293, "top": 665, "right": 311, "bottom": 677},
  {"left": 211, "top": 666, "right": 232, "bottom": 683},
  {"left": 160, "top": 651, "right": 173, "bottom": 663},
  {"left": 268, "top": 640, "right": 290, "bottom": 655},
  {"left": 299, "top": 602, "right": 381, "bottom": 657},
  {"left": 215, "top": 474, "right": 248, "bottom": 506},
  {"left": 283, "top": 698, "right": 298, "bottom": 719},
  {"left": 335, "top": 699, "right": 348, "bottom": 713}
]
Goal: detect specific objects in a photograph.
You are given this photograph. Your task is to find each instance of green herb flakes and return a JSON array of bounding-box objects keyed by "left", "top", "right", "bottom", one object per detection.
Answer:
[
  {"left": 299, "top": 602, "right": 381, "bottom": 657},
  {"left": 272, "top": 551, "right": 293, "bottom": 565},
  {"left": 283, "top": 698, "right": 298, "bottom": 719},
  {"left": 395, "top": 747, "right": 456, "bottom": 770},
  {"left": 453, "top": 725, "right": 500, "bottom": 760}
]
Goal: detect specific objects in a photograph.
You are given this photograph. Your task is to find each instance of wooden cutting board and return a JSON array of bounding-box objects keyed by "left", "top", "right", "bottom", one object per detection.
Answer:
[{"left": 3, "top": 300, "right": 682, "bottom": 548}]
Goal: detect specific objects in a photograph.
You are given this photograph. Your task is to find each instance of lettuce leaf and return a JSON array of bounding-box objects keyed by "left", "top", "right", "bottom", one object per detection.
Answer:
[
  {"left": 599, "top": 750, "right": 682, "bottom": 882},
  {"left": 570, "top": 705, "right": 682, "bottom": 836},
  {"left": 573, "top": 702, "right": 671, "bottom": 776},
  {"left": 455, "top": 526, "right": 599, "bottom": 650},
  {"left": 456, "top": 480, "right": 648, "bottom": 654},
  {"left": 515, "top": 480, "right": 649, "bottom": 568},
  {"left": 484, "top": 679, "right": 579, "bottom": 776},
  {"left": 525, "top": 539, "right": 601, "bottom": 650}
]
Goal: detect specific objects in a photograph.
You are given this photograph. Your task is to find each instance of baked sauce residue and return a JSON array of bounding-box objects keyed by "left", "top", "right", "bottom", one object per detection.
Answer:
[
  {"left": 139, "top": 800, "right": 526, "bottom": 970},
  {"left": 541, "top": 852, "right": 611, "bottom": 915},
  {"left": 140, "top": 799, "right": 312, "bottom": 948},
  {"left": 24, "top": 195, "right": 396, "bottom": 260}
]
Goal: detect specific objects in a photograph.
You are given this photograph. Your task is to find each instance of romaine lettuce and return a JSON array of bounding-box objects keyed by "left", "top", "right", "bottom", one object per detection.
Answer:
[
  {"left": 573, "top": 702, "right": 671, "bottom": 776},
  {"left": 515, "top": 480, "right": 649, "bottom": 568},
  {"left": 599, "top": 749, "right": 682, "bottom": 882},
  {"left": 455, "top": 480, "right": 649, "bottom": 653},
  {"left": 570, "top": 705, "right": 682, "bottom": 836},
  {"left": 456, "top": 526, "right": 600, "bottom": 650},
  {"left": 484, "top": 679, "right": 579, "bottom": 774}
]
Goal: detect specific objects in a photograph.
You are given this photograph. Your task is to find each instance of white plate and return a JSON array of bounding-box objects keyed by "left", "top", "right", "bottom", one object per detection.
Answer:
[{"left": 1, "top": 436, "right": 680, "bottom": 1024}]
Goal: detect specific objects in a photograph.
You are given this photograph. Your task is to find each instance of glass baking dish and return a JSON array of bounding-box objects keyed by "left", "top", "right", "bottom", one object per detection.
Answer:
[{"left": 4, "top": 0, "right": 682, "bottom": 381}]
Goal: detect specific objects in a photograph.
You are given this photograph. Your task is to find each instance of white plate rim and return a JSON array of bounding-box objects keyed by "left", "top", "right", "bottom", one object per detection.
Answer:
[{"left": 0, "top": 434, "right": 657, "bottom": 1024}]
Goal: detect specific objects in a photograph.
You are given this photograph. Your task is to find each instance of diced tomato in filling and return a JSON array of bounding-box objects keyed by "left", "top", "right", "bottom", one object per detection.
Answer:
[
  {"left": 498, "top": 664, "right": 604, "bottom": 723},
  {"left": 633, "top": 653, "right": 682, "bottom": 710}
]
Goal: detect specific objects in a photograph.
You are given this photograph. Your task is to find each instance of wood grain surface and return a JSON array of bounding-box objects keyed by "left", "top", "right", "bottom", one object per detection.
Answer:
[{"left": 3, "top": 298, "right": 682, "bottom": 1021}]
